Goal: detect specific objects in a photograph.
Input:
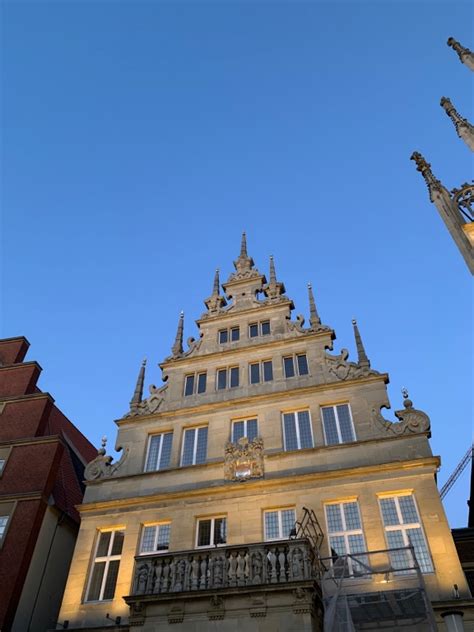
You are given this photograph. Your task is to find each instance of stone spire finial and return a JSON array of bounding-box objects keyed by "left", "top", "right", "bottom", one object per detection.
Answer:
[
  {"left": 447, "top": 37, "right": 474, "bottom": 70},
  {"left": 352, "top": 319, "right": 370, "bottom": 369},
  {"left": 204, "top": 269, "right": 227, "bottom": 314},
  {"left": 240, "top": 231, "right": 248, "bottom": 257},
  {"left": 230, "top": 232, "right": 256, "bottom": 278},
  {"left": 263, "top": 255, "right": 285, "bottom": 301},
  {"left": 308, "top": 283, "right": 321, "bottom": 329},
  {"left": 440, "top": 97, "right": 474, "bottom": 151},
  {"left": 130, "top": 358, "right": 146, "bottom": 411},
  {"left": 410, "top": 152, "right": 447, "bottom": 203},
  {"left": 171, "top": 311, "right": 184, "bottom": 357},
  {"left": 401, "top": 387, "right": 414, "bottom": 409}
]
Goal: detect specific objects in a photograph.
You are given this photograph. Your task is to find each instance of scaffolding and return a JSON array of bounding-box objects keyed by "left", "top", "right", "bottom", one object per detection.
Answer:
[{"left": 317, "top": 546, "right": 438, "bottom": 631}]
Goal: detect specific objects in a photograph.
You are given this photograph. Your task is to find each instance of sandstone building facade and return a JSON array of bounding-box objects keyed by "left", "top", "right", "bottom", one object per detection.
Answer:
[{"left": 57, "top": 237, "right": 472, "bottom": 631}]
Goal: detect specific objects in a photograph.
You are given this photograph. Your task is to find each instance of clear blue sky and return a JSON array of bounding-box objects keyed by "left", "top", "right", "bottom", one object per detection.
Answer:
[{"left": 2, "top": 1, "right": 472, "bottom": 528}]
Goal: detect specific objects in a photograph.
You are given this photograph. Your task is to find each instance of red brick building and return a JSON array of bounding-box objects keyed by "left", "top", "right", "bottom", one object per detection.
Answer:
[{"left": 0, "top": 337, "right": 96, "bottom": 631}]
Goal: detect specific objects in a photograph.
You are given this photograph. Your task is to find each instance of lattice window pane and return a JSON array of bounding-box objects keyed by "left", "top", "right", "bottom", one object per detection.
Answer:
[
  {"left": 247, "top": 419, "right": 258, "bottom": 441},
  {"left": 87, "top": 562, "right": 105, "bottom": 601},
  {"left": 336, "top": 404, "right": 354, "bottom": 442},
  {"left": 399, "top": 496, "right": 419, "bottom": 524},
  {"left": 326, "top": 505, "right": 344, "bottom": 533},
  {"left": 232, "top": 421, "right": 244, "bottom": 443},
  {"left": 297, "top": 354, "right": 309, "bottom": 375},
  {"left": 386, "top": 530, "right": 411, "bottom": 572},
  {"left": 195, "top": 427, "right": 208, "bottom": 464},
  {"left": 181, "top": 429, "right": 196, "bottom": 466},
  {"left": 157, "top": 524, "right": 171, "bottom": 550},
  {"left": 96, "top": 531, "right": 111, "bottom": 557},
  {"left": 407, "top": 528, "right": 433, "bottom": 573},
  {"left": 0, "top": 516, "right": 8, "bottom": 538},
  {"left": 380, "top": 498, "right": 400, "bottom": 526},
  {"left": 111, "top": 530, "right": 124, "bottom": 556},
  {"left": 215, "top": 518, "right": 227, "bottom": 544},
  {"left": 284, "top": 357, "right": 295, "bottom": 378},
  {"left": 297, "top": 411, "right": 313, "bottom": 448},
  {"left": 198, "top": 520, "right": 211, "bottom": 546},
  {"left": 329, "top": 535, "right": 347, "bottom": 557},
  {"left": 344, "top": 502, "right": 361, "bottom": 530},
  {"left": 261, "top": 321, "right": 271, "bottom": 335},
  {"left": 281, "top": 509, "right": 296, "bottom": 537},
  {"left": 263, "top": 361, "right": 273, "bottom": 382},
  {"left": 141, "top": 526, "right": 156, "bottom": 553},
  {"left": 145, "top": 435, "right": 162, "bottom": 472},
  {"left": 265, "top": 512, "right": 279, "bottom": 539},
  {"left": 159, "top": 433, "right": 173, "bottom": 469},
  {"left": 103, "top": 560, "right": 120, "bottom": 600},
  {"left": 283, "top": 413, "right": 298, "bottom": 451},
  {"left": 322, "top": 407, "right": 339, "bottom": 445}
]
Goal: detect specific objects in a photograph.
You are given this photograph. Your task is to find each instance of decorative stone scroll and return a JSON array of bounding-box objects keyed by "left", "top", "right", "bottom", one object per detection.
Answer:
[
  {"left": 286, "top": 314, "right": 331, "bottom": 336},
  {"left": 84, "top": 436, "right": 129, "bottom": 481},
  {"left": 224, "top": 437, "right": 264, "bottom": 481},
  {"left": 131, "top": 540, "right": 314, "bottom": 598},
  {"left": 323, "top": 349, "right": 379, "bottom": 382},
  {"left": 125, "top": 383, "right": 168, "bottom": 418},
  {"left": 372, "top": 390, "right": 431, "bottom": 437}
]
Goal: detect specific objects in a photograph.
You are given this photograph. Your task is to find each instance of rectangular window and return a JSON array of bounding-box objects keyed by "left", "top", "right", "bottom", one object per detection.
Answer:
[
  {"left": 283, "top": 356, "right": 295, "bottom": 378},
  {"left": 325, "top": 502, "right": 368, "bottom": 577},
  {"left": 249, "top": 323, "right": 259, "bottom": 338},
  {"left": 249, "top": 361, "right": 273, "bottom": 384},
  {"left": 321, "top": 404, "right": 356, "bottom": 445},
  {"left": 145, "top": 433, "right": 173, "bottom": 472},
  {"left": 181, "top": 427, "right": 208, "bottom": 466},
  {"left": 217, "top": 367, "right": 239, "bottom": 390},
  {"left": 86, "top": 530, "right": 124, "bottom": 602},
  {"left": 283, "top": 354, "right": 309, "bottom": 378},
  {"left": 283, "top": 410, "right": 313, "bottom": 450},
  {"left": 197, "top": 517, "right": 227, "bottom": 547},
  {"left": 0, "top": 516, "right": 9, "bottom": 541},
  {"left": 184, "top": 372, "right": 207, "bottom": 396},
  {"left": 264, "top": 508, "right": 296, "bottom": 541},
  {"left": 297, "top": 354, "right": 309, "bottom": 375},
  {"left": 231, "top": 418, "right": 258, "bottom": 443},
  {"left": 379, "top": 495, "right": 434, "bottom": 574},
  {"left": 0, "top": 461, "right": 5, "bottom": 475},
  {"left": 218, "top": 327, "right": 240, "bottom": 343},
  {"left": 261, "top": 320, "right": 271, "bottom": 335},
  {"left": 140, "top": 523, "right": 171, "bottom": 554}
]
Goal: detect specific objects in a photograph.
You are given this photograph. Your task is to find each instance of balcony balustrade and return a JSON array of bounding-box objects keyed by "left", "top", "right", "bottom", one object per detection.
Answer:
[{"left": 132, "top": 538, "right": 316, "bottom": 596}]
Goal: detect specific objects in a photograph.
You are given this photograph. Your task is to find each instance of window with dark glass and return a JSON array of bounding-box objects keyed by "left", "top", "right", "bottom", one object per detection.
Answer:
[
  {"left": 145, "top": 432, "right": 173, "bottom": 472},
  {"left": 283, "top": 410, "right": 313, "bottom": 450},
  {"left": 283, "top": 356, "right": 295, "bottom": 378},
  {"left": 232, "top": 418, "right": 258, "bottom": 442},
  {"left": 249, "top": 323, "right": 259, "bottom": 338},
  {"left": 230, "top": 366, "right": 239, "bottom": 387},
  {"left": 231, "top": 327, "right": 240, "bottom": 341},
  {"left": 284, "top": 354, "right": 309, "bottom": 378},
  {"left": 297, "top": 354, "right": 309, "bottom": 375},
  {"left": 86, "top": 530, "right": 124, "bottom": 602},
  {"left": 197, "top": 517, "right": 227, "bottom": 547},
  {"left": 140, "top": 523, "right": 171, "bottom": 554},
  {"left": 217, "top": 367, "right": 239, "bottom": 390},
  {"left": 218, "top": 329, "right": 228, "bottom": 344},
  {"left": 321, "top": 404, "right": 355, "bottom": 445},
  {"left": 217, "top": 369, "right": 227, "bottom": 390},
  {"left": 261, "top": 321, "right": 271, "bottom": 335},
  {"left": 249, "top": 361, "right": 273, "bottom": 384},
  {"left": 181, "top": 427, "right": 208, "bottom": 466},
  {"left": 263, "top": 360, "right": 273, "bottom": 381},
  {"left": 249, "top": 363, "right": 260, "bottom": 384},
  {"left": 184, "top": 372, "right": 207, "bottom": 396}
]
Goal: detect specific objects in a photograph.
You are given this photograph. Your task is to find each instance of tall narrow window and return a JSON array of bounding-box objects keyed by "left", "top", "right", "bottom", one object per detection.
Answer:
[
  {"left": 231, "top": 327, "right": 240, "bottom": 341},
  {"left": 145, "top": 433, "right": 173, "bottom": 472},
  {"left": 181, "top": 427, "right": 208, "bottom": 466},
  {"left": 283, "top": 410, "right": 313, "bottom": 450},
  {"left": 379, "top": 495, "right": 433, "bottom": 573},
  {"left": 197, "top": 517, "right": 227, "bottom": 547},
  {"left": 218, "top": 329, "right": 228, "bottom": 344},
  {"left": 325, "top": 502, "right": 368, "bottom": 577},
  {"left": 184, "top": 374, "right": 195, "bottom": 396},
  {"left": 217, "top": 369, "right": 227, "bottom": 390},
  {"left": 230, "top": 366, "right": 239, "bottom": 388},
  {"left": 264, "top": 508, "right": 296, "bottom": 541},
  {"left": 140, "top": 524, "right": 171, "bottom": 554},
  {"left": 86, "top": 530, "right": 125, "bottom": 602},
  {"left": 232, "top": 418, "right": 258, "bottom": 442},
  {"left": 249, "top": 323, "right": 259, "bottom": 338},
  {"left": 321, "top": 404, "right": 356, "bottom": 445},
  {"left": 261, "top": 321, "right": 271, "bottom": 335},
  {"left": 197, "top": 373, "right": 207, "bottom": 394},
  {"left": 296, "top": 354, "right": 309, "bottom": 375}
]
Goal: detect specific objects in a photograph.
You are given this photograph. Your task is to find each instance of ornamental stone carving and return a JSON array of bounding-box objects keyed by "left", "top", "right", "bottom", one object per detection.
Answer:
[
  {"left": 224, "top": 437, "right": 264, "bottom": 481},
  {"left": 323, "top": 349, "right": 379, "bottom": 382},
  {"left": 372, "top": 390, "right": 431, "bottom": 437},
  {"left": 125, "top": 383, "right": 168, "bottom": 418},
  {"left": 84, "top": 436, "right": 129, "bottom": 481}
]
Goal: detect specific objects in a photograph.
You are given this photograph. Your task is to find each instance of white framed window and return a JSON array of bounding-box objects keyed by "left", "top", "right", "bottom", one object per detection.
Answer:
[
  {"left": 325, "top": 501, "right": 368, "bottom": 577},
  {"left": 86, "top": 529, "right": 125, "bottom": 602},
  {"left": 283, "top": 354, "right": 309, "bottom": 378},
  {"left": 139, "top": 523, "right": 171, "bottom": 554},
  {"left": 282, "top": 410, "right": 313, "bottom": 450},
  {"left": 216, "top": 366, "right": 239, "bottom": 390},
  {"left": 379, "top": 494, "right": 434, "bottom": 574},
  {"left": 231, "top": 418, "right": 258, "bottom": 443},
  {"left": 144, "top": 432, "right": 173, "bottom": 472},
  {"left": 321, "top": 404, "right": 356, "bottom": 445},
  {"left": 0, "top": 516, "right": 9, "bottom": 541},
  {"left": 218, "top": 327, "right": 240, "bottom": 344},
  {"left": 181, "top": 426, "right": 208, "bottom": 466},
  {"left": 196, "top": 517, "right": 227, "bottom": 547},
  {"left": 184, "top": 372, "right": 207, "bottom": 396},
  {"left": 264, "top": 508, "right": 296, "bottom": 541},
  {"left": 249, "top": 360, "right": 273, "bottom": 384},
  {"left": 249, "top": 320, "right": 271, "bottom": 338}
]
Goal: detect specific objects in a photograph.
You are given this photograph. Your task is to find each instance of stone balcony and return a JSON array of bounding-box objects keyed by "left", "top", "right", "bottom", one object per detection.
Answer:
[{"left": 131, "top": 538, "right": 317, "bottom": 596}]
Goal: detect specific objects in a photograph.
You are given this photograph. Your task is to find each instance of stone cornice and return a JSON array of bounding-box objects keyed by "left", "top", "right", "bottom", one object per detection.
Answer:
[
  {"left": 195, "top": 298, "right": 293, "bottom": 325},
  {"left": 116, "top": 373, "right": 389, "bottom": 426},
  {"left": 159, "top": 328, "right": 335, "bottom": 370},
  {"left": 78, "top": 456, "right": 439, "bottom": 513}
]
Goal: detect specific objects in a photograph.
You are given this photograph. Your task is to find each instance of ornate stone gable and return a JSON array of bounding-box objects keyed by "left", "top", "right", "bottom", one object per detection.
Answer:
[
  {"left": 224, "top": 437, "right": 264, "bottom": 481},
  {"left": 323, "top": 348, "right": 380, "bottom": 382},
  {"left": 372, "top": 390, "right": 431, "bottom": 437},
  {"left": 84, "top": 437, "right": 129, "bottom": 481}
]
